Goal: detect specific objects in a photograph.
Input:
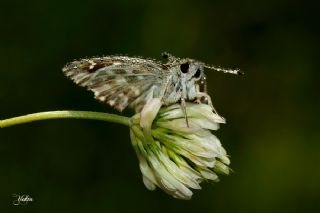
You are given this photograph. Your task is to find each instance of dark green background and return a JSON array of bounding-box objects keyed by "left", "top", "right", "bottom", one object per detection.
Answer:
[{"left": 1, "top": 0, "right": 319, "bottom": 212}]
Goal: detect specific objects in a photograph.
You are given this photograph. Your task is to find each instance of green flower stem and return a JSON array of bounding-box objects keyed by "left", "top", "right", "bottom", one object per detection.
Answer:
[{"left": 0, "top": 111, "right": 131, "bottom": 128}]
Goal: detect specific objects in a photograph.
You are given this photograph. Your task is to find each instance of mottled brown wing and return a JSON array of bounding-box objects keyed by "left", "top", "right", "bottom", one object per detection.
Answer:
[{"left": 63, "top": 56, "right": 165, "bottom": 112}]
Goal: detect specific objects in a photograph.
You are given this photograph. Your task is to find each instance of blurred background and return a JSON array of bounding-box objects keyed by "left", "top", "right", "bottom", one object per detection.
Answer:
[{"left": 1, "top": 0, "right": 319, "bottom": 212}]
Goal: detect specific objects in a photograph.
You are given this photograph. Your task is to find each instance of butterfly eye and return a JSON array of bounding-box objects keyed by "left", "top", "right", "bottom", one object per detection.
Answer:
[
  {"left": 180, "top": 62, "right": 189, "bottom": 73},
  {"left": 194, "top": 69, "right": 201, "bottom": 78}
]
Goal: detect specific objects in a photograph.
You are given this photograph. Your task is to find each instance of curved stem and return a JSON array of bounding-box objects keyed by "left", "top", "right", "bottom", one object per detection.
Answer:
[{"left": 0, "top": 111, "right": 131, "bottom": 128}]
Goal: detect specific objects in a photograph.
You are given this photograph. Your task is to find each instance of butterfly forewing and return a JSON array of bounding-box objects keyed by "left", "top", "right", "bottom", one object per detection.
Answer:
[{"left": 63, "top": 56, "right": 165, "bottom": 112}]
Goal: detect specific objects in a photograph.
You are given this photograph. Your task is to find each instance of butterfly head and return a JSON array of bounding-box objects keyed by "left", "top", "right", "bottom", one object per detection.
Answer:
[{"left": 177, "top": 59, "right": 204, "bottom": 82}]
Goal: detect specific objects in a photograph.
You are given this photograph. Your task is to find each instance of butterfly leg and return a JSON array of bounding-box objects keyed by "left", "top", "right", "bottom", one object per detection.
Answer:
[
  {"left": 196, "top": 92, "right": 225, "bottom": 120},
  {"left": 180, "top": 98, "right": 190, "bottom": 128},
  {"left": 196, "top": 92, "right": 213, "bottom": 108}
]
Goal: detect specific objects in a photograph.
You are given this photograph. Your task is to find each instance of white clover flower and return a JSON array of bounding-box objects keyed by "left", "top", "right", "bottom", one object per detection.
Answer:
[{"left": 130, "top": 99, "right": 230, "bottom": 200}]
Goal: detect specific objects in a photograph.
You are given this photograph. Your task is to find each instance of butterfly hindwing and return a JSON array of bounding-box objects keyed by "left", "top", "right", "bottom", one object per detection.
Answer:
[{"left": 63, "top": 56, "right": 165, "bottom": 111}]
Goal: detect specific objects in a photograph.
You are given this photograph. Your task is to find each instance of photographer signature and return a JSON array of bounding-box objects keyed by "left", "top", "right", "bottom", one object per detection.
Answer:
[{"left": 12, "top": 194, "right": 33, "bottom": 206}]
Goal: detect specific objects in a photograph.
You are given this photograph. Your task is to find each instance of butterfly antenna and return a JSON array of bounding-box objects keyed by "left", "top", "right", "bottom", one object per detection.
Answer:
[
  {"left": 204, "top": 64, "right": 244, "bottom": 75},
  {"left": 162, "top": 52, "right": 178, "bottom": 63}
]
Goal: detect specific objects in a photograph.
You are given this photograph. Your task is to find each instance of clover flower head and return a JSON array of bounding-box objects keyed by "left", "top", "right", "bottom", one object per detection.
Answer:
[{"left": 130, "top": 99, "right": 230, "bottom": 200}]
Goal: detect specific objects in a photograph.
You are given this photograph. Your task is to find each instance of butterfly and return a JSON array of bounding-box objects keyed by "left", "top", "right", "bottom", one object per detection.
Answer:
[{"left": 62, "top": 52, "right": 242, "bottom": 124}]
